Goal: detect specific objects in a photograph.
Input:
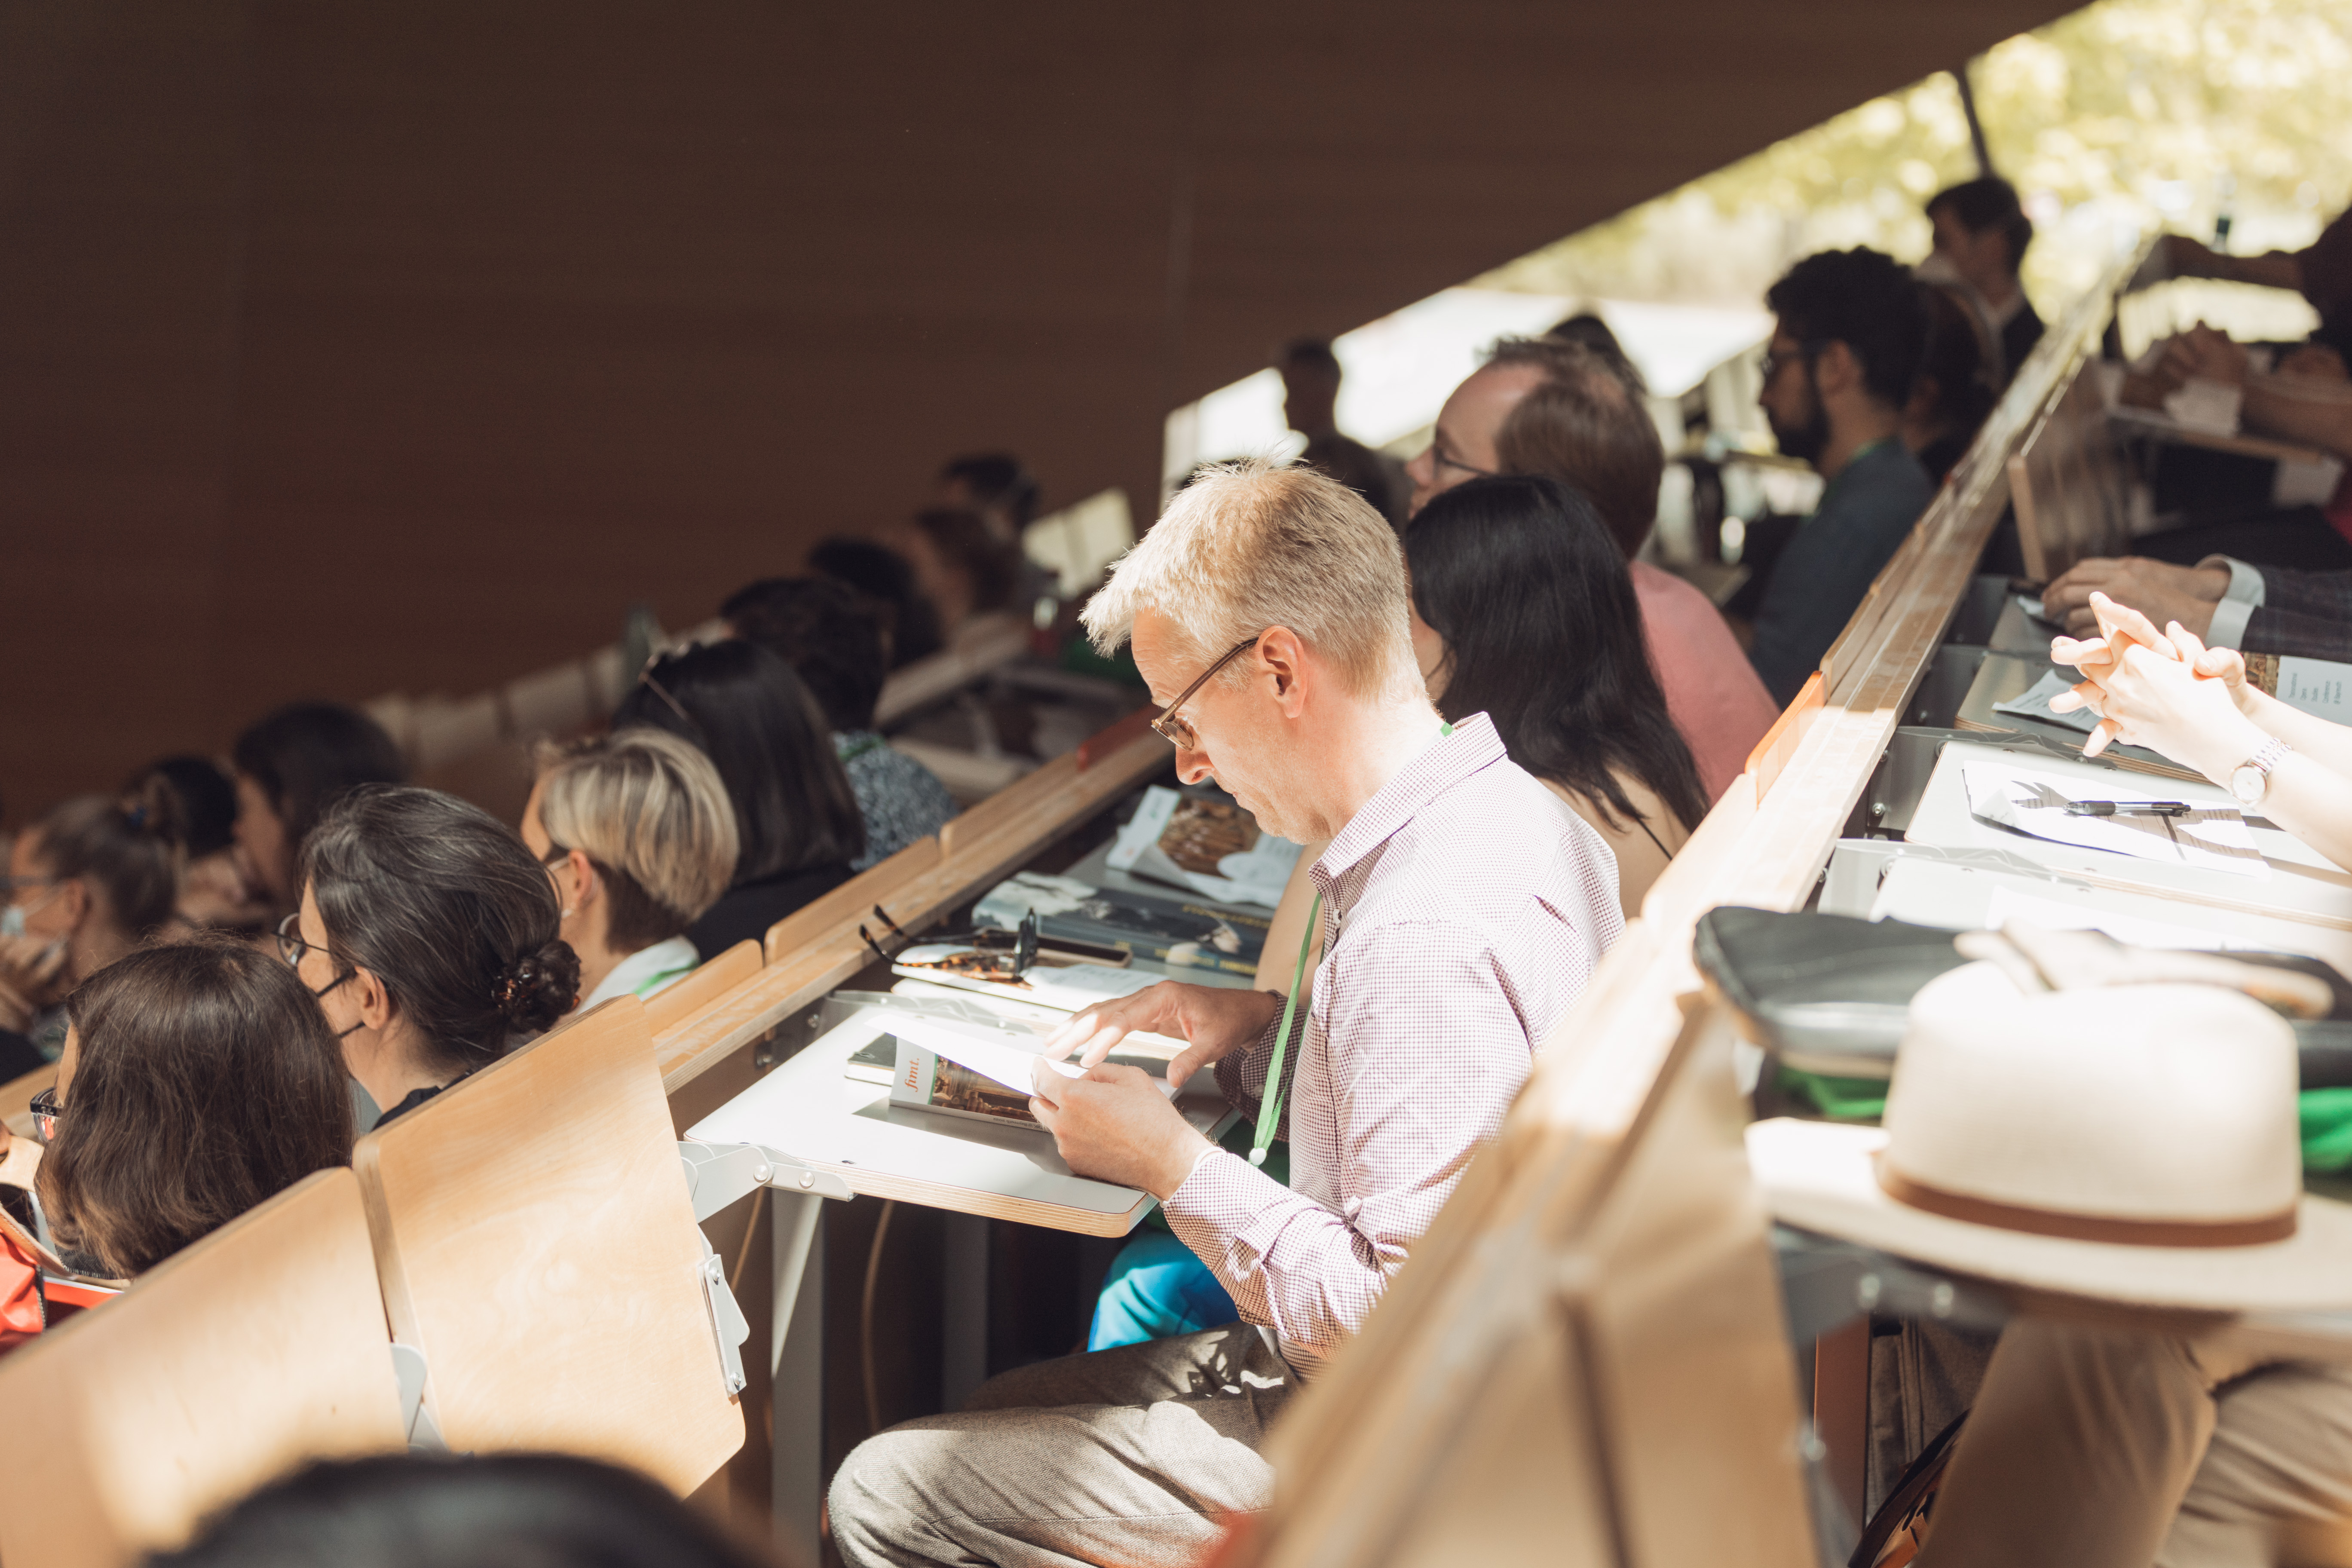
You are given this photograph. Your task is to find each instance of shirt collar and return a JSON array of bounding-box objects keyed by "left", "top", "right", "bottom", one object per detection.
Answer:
[
  {"left": 582, "top": 934, "right": 700, "bottom": 1011},
  {"left": 1315, "top": 711, "right": 1507, "bottom": 888}
]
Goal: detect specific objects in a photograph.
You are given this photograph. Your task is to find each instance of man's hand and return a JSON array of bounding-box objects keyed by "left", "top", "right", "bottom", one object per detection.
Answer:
[
  {"left": 2160, "top": 324, "right": 2252, "bottom": 389},
  {"left": 2278, "top": 343, "right": 2351, "bottom": 383},
  {"left": 1029, "top": 1060, "right": 1213, "bottom": 1199},
  {"left": 1041, "top": 981, "right": 1279, "bottom": 1090},
  {"left": 2044, "top": 556, "right": 2226, "bottom": 640}
]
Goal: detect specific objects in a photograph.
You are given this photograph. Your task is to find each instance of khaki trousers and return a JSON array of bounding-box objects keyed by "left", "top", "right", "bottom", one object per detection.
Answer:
[
  {"left": 1919, "top": 1321, "right": 2352, "bottom": 1568},
  {"left": 827, "top": 1324, "right": 1290, "bottom": 1568}
]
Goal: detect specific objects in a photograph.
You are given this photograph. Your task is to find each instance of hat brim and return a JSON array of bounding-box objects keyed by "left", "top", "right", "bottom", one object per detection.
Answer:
[{"left": 1749, "top": 1119, "right": 2352, "bottom": 1312}]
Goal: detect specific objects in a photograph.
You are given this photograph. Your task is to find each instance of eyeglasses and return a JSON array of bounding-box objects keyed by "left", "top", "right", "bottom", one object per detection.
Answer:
[
  {"left": 1427, "top": 438, "right": 1496, "bottom": 481},
  {"left": 277, "top": 913, "right": 356, "bottom": 1000},
  {"left": 28, "top": 1085, "right": 58, "bottom": 1142},
  {"left": 1759, "top": 339, "right": 1834, "bottom": 384},
  {"left": 1149, "top": 634, "right": 1263, "bottom": 751},
  {"left": 276, "top": 912, "right": 326, "bottom": 970}
]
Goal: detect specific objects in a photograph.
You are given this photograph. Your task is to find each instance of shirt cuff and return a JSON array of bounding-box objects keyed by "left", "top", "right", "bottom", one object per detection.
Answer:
[{"left": 2199, "top": 554, "right": 2267, "bottom": 607}]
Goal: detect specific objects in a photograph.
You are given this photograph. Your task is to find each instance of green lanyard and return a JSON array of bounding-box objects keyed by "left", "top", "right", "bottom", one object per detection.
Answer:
[
  {"left": 1252, "top": 890, "right": 1322, "bottom": 1166},
  {"left": 1249, "top": 722, "right": 1447, "bottom": 1165}
]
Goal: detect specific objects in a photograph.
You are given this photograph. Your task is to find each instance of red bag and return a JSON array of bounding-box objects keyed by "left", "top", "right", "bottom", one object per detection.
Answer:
[{"left": 0, "top": 1207, "right": 52, "bottom": 1354}]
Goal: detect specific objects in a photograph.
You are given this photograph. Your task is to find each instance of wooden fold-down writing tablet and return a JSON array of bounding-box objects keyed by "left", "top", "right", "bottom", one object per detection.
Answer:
[
  {"left": 0, "top": 1168, "right": 406, "bottom": 1568},
  {"left": 354, "top": 994, "right": 743, "bottom": 1494}
]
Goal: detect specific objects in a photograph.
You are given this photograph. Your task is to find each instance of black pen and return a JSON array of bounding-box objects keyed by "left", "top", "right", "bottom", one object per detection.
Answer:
[{"left": 2062, "top": 799, "right": 2196, "bottom": 818}]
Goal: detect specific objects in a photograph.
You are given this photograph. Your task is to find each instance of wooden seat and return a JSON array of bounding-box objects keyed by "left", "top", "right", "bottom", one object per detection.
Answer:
[
  {"left": 352, "top": 993, "right": 742, "bottom": 1494},
  {"left": 0, "top": 1169, "right": 406, "bottom": 1568},
  {"left": 644, "top": 938, "right": 761, "bottom": 1034},
  {"left": 502, "top": 658, "right": 596, "bottom": 740}
]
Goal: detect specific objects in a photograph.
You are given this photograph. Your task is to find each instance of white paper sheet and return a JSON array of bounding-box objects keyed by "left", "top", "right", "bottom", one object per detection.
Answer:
[
  {"left": 1991, "top": 668, "right": 2100, "bottom": 734},
  {"left": 2280, "top": 658, "right": 2352, "bottom": 726},
  {"left": 1961, "top": 763, "right": 2268, "bottom": 880}
]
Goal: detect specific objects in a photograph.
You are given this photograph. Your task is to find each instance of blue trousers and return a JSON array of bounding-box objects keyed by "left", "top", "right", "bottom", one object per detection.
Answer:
[{"left": 1086, "top": 1228, "right": 1240, "bottom": 1351}]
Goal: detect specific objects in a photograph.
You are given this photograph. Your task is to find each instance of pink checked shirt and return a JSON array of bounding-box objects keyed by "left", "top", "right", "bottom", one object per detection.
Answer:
[{"left": 1161, "top": 714, "right": 1623, "bottom": 1378}]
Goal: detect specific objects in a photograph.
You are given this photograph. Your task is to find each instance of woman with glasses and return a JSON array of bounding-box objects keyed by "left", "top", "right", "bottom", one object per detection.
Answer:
[
  {"left": 612, "top": 642, "right": 865, "bottom": 961},
  {"left": 286, "top": 785, "right": 577, "bottom": 1128},
  {"left": 2, "top": 774, "right": 190, "bottom": 1057},
  {"left": 31, "top": 937, "right": 351, "bottom": 1280},
  {"left": 518, "top": 729, "right": 739, "bottom": 1014}
]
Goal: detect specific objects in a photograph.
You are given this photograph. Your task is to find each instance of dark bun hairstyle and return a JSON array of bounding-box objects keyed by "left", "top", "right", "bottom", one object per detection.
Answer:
[
  {"left": 301, "top": 785, "right": 578, "bottom": 1074},
  {"left": 130, "top": 756, "right": 241, "bottom": 860},
  {"left": 32, "top": 774, "right": 189, "bottom": 936}
]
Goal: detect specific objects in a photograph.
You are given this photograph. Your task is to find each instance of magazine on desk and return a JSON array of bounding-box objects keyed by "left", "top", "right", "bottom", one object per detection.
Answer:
[{"left": 877, "top": 1008, "right": 1180, "bottom": 1131}]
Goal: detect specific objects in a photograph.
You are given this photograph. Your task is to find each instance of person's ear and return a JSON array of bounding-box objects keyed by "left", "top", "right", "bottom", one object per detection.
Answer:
[
  {"left": 565, "top": 849, "right": 600, "bottom": 913},
  {"left": 352, "top": 967, "right": 396, "bottom": 1034},
  {"left": 1813, "top": 340, "right": 1862, "bottom": 401},
  {"left": 1256, "top": 627, "right": 1311, "bottom": 719},
  {"left": 56, "top": 878, "right": 91, "bottom": 932}
]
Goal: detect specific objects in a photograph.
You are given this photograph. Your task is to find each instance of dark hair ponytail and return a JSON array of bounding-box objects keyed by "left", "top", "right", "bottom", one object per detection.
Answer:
[
  {"left": 1406, "top": 474, "right": 1710, "bottom": 836},
  {"left": 302, "top": 786, "right": 579, "bottom": 1075},
  {"left": 34, "top": 774, "right": 189, "bottom": 935}
]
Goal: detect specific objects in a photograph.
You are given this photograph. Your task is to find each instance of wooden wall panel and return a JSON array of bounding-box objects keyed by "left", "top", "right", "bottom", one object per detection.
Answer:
[{"left": 0, "top": 0, "right": 2073, "bottom": 819}]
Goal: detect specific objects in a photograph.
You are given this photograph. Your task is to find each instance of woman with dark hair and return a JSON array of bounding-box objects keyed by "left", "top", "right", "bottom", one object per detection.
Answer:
[
  {"left": 291, "top": 785, "right": 577, "bottom": 1126},
  {"left": 1406, "top": 473, "right": 1708, "bottom": 914},
  {"left": 612, "top": 642, "right": 866, "bottom": 960},
  {"left": 149, "top": 1452, "right": 778, "bottom": 1568},
  {"left": 133, "top": 754, "right": 275, "bottom": 931},
  {"left": 2, "top": 775, "right": 188, "bottom": 1054},
  {"left": 34, "top": 937, "right": 352, "bottom": 1278},
  {"left": 231, "top": 702, "right": 408, "bottom": 914}
]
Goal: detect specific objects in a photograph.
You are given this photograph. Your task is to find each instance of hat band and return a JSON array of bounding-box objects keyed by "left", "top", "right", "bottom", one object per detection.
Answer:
[{"left": 1877, "top": 1162, "right": 2299, "bottom": 1249}]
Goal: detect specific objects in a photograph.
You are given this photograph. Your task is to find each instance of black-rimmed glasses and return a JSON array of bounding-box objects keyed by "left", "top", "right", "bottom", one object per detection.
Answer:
[
  {"left": 28, "top": 1085, "right": 58, "bottom": 1142},
  {"left": 1427, "top": 438, "right": 1496, "bottom": 481},
  {"left": 1759, "top": 338, "right": 1834, "bottom": 384},
  {"left": 277, "top": 913, "right": 355, "bottom": 999},
  {"left": 1149, "top": 633, "right": 1263, "bottom": 751}
]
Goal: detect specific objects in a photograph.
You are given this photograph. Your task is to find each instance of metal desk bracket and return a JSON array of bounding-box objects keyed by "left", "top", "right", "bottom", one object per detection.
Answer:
[
  {"left": 677, "top": 1140, "right": 854, "bottom": 1400},
  {"left": 389, "top": 1341, "right": 449, "bottom": 1452}
]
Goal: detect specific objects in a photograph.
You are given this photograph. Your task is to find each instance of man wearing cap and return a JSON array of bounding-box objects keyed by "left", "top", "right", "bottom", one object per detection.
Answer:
[
  {"left": 825, "top": 460, "right": 1623, "bottom": 1568},
  {"left": 1749, "top": 953, "right": 2352, "bottom": 1567}
]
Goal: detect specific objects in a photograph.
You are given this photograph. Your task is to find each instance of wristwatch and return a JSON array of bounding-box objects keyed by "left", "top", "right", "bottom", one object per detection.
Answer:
[{"left": 2229, "top": 738, "right": 2292, "bottom": 808}]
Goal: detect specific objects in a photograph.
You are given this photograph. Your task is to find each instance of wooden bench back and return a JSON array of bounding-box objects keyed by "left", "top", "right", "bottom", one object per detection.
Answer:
[
  {"left": 353, "top": 995, "right": 742, "bottom": 1493},
  {"left": 2007, "top": 351, "right": 2130, "bottom": 580},
  {"left": 643, "top": 938, "right": 761, "bottom": 1034},
  {"left": 0, "top": 1169, "right": 406, "bottom": 1568},
  {"left": 1242, "top": 934, "right": 1813, "bottom": 1568}
]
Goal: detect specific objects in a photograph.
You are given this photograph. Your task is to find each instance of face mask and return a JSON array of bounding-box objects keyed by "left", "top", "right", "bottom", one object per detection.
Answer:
[{"left": 0, "top": 905, "right": 21, "bottom": 940}]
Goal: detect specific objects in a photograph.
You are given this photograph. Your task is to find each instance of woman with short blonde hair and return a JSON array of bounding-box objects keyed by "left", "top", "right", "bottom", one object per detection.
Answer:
[{"left": 521, "top": 729, "right": 739, "bottom": 1013}]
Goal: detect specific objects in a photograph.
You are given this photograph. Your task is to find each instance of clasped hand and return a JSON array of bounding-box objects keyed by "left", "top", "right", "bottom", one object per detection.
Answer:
[
  {"left": 1024, "top": 981, "right": 1279, "bottom": 1200},
  {"left": 2048, "top": 591, "right": 2266, "bottom": 781}
]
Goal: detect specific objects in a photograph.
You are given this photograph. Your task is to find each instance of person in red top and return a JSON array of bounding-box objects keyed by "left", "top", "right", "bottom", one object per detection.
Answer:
[{"left": 1404, "top": 336, "right": 1779, "bottom": 800}]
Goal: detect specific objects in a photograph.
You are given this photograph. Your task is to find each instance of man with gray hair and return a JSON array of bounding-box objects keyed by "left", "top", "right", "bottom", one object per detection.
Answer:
[{"left": 828, "top": 460, "right": 1623, "bottom": 1567}]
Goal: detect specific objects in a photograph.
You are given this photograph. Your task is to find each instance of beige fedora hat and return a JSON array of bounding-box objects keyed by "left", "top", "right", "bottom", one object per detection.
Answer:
[{"left": 1748, "top": 960, "right": 2352, "bottom": 1311}]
